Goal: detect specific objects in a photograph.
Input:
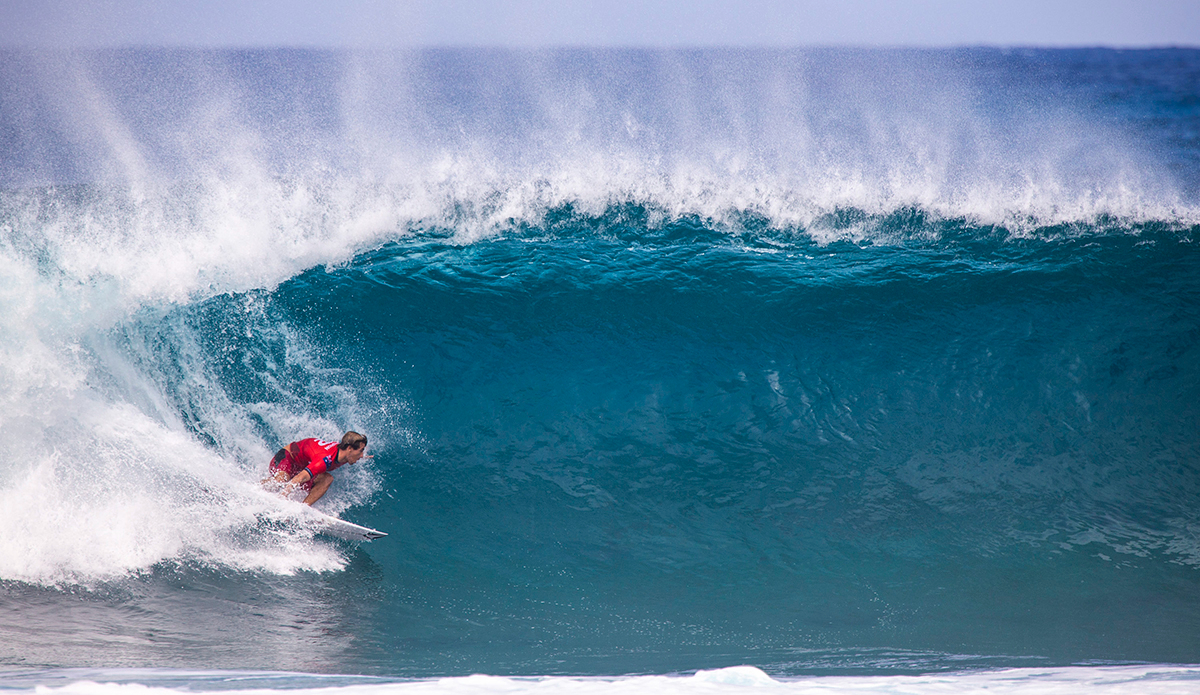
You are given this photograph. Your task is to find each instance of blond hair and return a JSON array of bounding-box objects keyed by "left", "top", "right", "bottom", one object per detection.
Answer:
[{"left": 339, "top": 431, "right": 368, "bottom": 450}]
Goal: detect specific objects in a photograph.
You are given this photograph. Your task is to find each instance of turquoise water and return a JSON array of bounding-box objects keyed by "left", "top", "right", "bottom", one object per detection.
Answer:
[{"left": 0, "top": 48, "right": 1198, "bottom": 682}]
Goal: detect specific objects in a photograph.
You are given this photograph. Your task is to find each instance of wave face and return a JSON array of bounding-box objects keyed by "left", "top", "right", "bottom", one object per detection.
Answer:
[{"left": 0, "top": 48, "right": 1198, "bottom": 678}]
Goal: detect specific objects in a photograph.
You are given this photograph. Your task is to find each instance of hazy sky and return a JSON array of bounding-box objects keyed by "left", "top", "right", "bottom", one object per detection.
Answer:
[{"left": 1, "top": 0, "right": 1197, "bottom": 48}]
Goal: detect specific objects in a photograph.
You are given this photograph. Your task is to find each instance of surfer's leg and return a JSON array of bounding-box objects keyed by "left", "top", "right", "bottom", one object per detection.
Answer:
[
  {"left": 302, "top": 472, "right": 334, "bottom": 505},
  {"left": 262, "top": 449, "right": 294, "bottom": 487}
]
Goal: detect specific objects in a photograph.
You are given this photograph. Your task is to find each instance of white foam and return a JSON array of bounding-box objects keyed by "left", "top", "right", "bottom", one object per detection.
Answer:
[
  {"left": 7, "top": 666, "right": 1200, "bottom": 695},
  {"left": 0, "top": 234, "right": 370, "bottom": 586},
  {"left": 0, "top": 400, "right": 348, "bottom": 585}
]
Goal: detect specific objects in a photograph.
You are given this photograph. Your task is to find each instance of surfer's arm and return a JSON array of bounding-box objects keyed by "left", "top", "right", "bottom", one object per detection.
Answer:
[
  {"left": 279, "top": 467, "right": 313, "bottom": 497},
  {"left": 282, "top": 467, "right": 333, "bottom": 505},
  {"left": 286, "top": 468, "right": 313, "bottom": 486}
]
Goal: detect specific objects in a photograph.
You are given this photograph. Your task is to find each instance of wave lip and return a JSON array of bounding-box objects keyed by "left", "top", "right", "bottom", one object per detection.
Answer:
[{"left": 2, "top": 48, "right": 1197, "bottom": 297}]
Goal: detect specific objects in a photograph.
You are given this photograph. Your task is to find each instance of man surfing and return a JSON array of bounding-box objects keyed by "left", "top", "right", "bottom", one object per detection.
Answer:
[{"left": 266, "top": 431, "right": 369, "bottom": 505}]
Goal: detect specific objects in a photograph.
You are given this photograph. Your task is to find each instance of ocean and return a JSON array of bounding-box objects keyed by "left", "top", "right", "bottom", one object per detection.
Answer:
[{"left": 0, "top": 47, "right": 1198, "bottom": 694}]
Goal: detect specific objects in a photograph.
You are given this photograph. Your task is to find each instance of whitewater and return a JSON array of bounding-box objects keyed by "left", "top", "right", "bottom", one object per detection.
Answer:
[{"left": 0, "top": 47, "right": 1198, "bottom": 693}]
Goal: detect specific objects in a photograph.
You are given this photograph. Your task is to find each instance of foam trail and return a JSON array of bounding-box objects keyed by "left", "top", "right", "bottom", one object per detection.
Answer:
[{"left": 0, "top": 186, "right": 387, "bottom": 585}]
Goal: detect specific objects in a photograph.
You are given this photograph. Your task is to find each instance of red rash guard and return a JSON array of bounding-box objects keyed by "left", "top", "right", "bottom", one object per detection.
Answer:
[{"left": 270, "top": 438, "right": 342, "bottom": 487}]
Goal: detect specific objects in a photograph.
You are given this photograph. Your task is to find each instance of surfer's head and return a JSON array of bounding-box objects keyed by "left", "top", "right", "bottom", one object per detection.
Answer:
[
  {"left": 338, "top": 431, "right": 369, "bottom": 465},
  {"left": 339, "top": 431, "right": 367, "bottom": 450}
]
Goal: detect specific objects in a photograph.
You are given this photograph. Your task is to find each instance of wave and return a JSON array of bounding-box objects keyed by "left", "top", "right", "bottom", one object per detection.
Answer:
[
  {"left": 0, "top": 49, "right": 1198, "bottom": 674},
  {"left": 1, "top": 190, "right": 1197, "bottom": 587}
]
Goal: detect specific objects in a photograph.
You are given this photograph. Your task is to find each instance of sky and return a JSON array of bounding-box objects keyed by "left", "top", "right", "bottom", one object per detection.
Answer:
[{"left": 0, "top": 0, "right": 1197, "bottom": 48}]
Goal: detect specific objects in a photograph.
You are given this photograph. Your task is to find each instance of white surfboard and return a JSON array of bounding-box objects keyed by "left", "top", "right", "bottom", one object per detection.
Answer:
[
  {"left": 316, "top": 514, "right": 387, "bottom": 541},
  {"left": 298, "top": 505, "right": 388, "bottom": 541}
]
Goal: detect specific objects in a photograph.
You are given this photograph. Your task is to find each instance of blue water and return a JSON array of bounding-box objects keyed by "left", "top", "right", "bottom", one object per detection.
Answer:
[{"left": 0, "top": 48, "right": 1198, "bottom": 687}]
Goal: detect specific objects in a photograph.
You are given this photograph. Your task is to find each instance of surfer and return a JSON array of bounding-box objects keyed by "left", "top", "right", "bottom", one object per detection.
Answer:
[{"left": 266, "top": 431, "right": 369, "bottom": 505}]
